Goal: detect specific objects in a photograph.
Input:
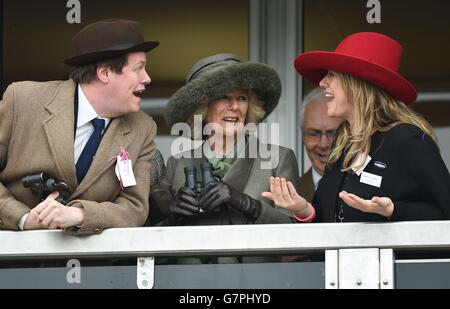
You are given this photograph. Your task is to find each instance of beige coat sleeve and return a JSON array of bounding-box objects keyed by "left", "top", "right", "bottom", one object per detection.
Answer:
[{"left": 0, "top": 84, "right": 32, "bottom": 230}]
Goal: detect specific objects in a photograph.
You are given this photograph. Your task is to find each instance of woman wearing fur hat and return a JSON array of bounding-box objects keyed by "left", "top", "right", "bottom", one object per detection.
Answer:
[
  {"left": 151, "top": 54, "right": 312, "bottom": 261},
  {"left": 264, "top": 32, "right": 450, "bottom": 222}
]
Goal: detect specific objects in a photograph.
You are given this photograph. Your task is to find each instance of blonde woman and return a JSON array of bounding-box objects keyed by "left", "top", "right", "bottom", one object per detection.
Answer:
[{"left": 263, "top": 32, "right": 450, "bottom": 222}]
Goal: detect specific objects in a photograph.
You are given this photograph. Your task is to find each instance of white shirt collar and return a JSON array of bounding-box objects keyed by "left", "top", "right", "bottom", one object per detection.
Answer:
[
  {"left": 77, "top": 85, "right": 110, "bottom": 128},
  {"left": 312, "top": 167, "right": 323, "bottom": 190}
]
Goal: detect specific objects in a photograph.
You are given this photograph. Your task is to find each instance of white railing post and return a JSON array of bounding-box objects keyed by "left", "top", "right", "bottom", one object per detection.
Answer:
[{"left": 325, "top": 250, "right": 339, "bottom": 289}]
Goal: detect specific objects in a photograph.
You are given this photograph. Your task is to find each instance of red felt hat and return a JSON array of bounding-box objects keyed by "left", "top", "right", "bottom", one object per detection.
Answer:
[{"left": 294, "top": 32, "right": 417, "bottom": 105}]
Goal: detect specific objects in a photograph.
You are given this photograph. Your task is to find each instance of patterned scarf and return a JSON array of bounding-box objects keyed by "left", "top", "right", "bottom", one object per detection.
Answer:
[{"left": 203, "top": 134, "right": 247, "bottom": 179}]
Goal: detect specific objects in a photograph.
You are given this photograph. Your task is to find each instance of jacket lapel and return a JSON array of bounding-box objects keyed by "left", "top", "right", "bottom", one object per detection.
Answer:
[
  {"left": 43, "top": 80, "right": 78, "bottom": 192},
  {"left": 322, "top": 158, "right": 345, "bottom": 222},
  {"left": 299, "top": 168, "right": 315, "bottom": 202},
  {"left": 72, "top": 117, "right": 131, "bottom": 198},
  {"left": 321, "top": 133, "right": 385, "bottom": 221},
  {"left": 222, "top": 140, "right": 255, "bottom": 192}
]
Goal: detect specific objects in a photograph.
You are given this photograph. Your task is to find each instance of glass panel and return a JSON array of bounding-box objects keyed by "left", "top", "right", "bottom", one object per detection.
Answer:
[
  {"left": 303, "top": 0, "right": 450, "bottom": 170},
  {"left": 0, "top": 261, "right": 325, "bottom": 289},
  {"left": 304, "top": 0, "right": 450, "bottom": 125},
  {"left": 396, "top": 261, "right": 450, "bottom": 288},
  {"left": 2, "top": 0, "right": 249, "bottom": 133}
]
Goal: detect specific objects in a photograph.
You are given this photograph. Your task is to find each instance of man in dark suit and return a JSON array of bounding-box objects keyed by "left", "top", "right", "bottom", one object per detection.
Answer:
[
  {"left": 299, "top": 87, "right": 342, "bottom": 202},
  {"left": 0, "top": 19, "right": 159, "bottom": 234}
]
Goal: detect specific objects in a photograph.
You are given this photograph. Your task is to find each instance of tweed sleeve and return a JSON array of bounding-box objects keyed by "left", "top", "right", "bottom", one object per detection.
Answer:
[
  {"left": 0, "top": 84, "right": 31, "bottom": 230},
  {"left": 149, "top": 149, "right": 167, "bottom": 185},
  {"left": 255, "top": 147, "right": 299, "bottom": 224}
]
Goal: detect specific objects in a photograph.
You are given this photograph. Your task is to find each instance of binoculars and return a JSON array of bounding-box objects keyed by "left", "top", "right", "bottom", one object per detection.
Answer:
[
  {"left": 184, "top": 162, "right": 218, "bottom": 214},
  {"left": 22, "top": 173, "right": 70, "bottom": 205},
  {"left": 184, "top": 162, "right": 217, "bottom": 196}
]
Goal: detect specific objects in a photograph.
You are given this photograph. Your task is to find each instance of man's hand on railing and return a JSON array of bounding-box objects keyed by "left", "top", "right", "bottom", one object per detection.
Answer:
[
  {"left": 23, "top": 209, "right": 46, "bottom": 230},
  {"left": 24, "top": 192, "right": 84, "bottom": 230}
]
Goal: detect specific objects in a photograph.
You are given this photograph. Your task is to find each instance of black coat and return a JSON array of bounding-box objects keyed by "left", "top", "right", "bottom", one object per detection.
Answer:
[{"left": 313, "top": 124, "right": 450, "bottom": 222}]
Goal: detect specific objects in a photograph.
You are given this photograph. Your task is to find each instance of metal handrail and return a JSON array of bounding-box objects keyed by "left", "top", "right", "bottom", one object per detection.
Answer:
[{"left": 1, "top": 221, "right": 450, "bottom": 260}]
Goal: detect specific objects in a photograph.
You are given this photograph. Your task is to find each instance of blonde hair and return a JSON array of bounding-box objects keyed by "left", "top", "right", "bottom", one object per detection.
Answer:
[
  {"left": 187, "top": 90, "right": 266, "bottom": 139},
  {"left": 329, "top": 72, "right": 437, "bottom": 172}
]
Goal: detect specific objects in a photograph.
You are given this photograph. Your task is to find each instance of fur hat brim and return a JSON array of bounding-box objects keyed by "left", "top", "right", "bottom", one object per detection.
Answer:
[{"left": 165, "top": 62, "right": 281, "bottom": 128}]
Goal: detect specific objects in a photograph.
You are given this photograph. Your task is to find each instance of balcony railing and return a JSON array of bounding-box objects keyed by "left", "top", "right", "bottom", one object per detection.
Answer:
[{"left": 1, "top": 221, "right": 450, "bottom": 289}]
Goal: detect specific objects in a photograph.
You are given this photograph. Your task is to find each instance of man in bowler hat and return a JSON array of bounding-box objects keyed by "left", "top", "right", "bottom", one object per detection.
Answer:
[{"left": 0, "top": 19, "right": 159, "bottom": 235}]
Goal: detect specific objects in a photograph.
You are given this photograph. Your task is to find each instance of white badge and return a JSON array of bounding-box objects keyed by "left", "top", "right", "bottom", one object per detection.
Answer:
[
  {"left": 352, "top": 154, "right": 372, "bottom": 176},
  {"left": 115, "top": 155, "right": 137, "bottom": 188},
  {"left": 360, "top": 171, "right": 382, "bottom": 188}
]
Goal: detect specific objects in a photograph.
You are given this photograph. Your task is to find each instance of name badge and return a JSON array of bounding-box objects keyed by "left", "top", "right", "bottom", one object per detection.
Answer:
[
  {"left": 360, "top": 171, "right": 382, "bottom": 188},
  {"left": 115, "top": 155, "right": 137, "bottom": 188}
]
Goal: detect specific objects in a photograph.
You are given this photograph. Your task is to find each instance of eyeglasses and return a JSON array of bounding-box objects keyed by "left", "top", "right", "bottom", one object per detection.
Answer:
[{"left": 303, "top": 129, "right": 336, "bottom": 140}]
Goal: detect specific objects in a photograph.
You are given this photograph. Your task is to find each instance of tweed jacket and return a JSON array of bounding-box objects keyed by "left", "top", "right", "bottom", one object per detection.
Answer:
[
  {"left": 0, "top": 79, "right": 157, "bottom": 234},
  {"left": 299, "top": 168, "right": 315, "bottom": 203}
]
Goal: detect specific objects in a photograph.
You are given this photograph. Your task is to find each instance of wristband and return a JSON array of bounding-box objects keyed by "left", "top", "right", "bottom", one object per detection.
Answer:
[{"left": 292, "top": 202, "right": 316, "bottom": 222}]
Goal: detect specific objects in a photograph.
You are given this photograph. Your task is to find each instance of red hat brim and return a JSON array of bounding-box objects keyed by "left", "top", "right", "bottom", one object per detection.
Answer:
[{"left": 294, "top": 51, "right": 417, "bottom": 105}]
